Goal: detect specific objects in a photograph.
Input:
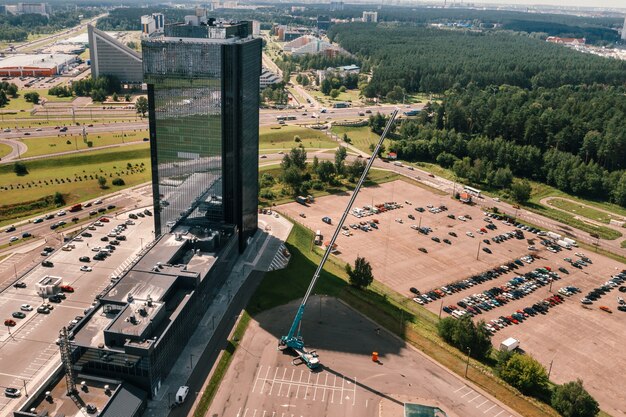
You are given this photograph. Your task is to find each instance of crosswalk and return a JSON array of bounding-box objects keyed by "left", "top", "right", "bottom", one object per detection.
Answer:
[{"left": 268, "top": 244, "right": 290, "bottom": 271}]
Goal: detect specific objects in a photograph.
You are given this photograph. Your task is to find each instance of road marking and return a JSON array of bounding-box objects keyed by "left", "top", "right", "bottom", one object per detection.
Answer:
[
  {"left": 269, "top": 368, "right": 278, "bottom": 395},
  {"left": 322, "top": 374, "right": 328, "bottom": 402},
  {"left": 237, "top": 407, "right": 241, "bottom": 417},
  {"left": 312, "top": 373, "right": 320, "bottom": 401},
  {"left": 353, "top": 377, "right": 356, "bottom": 406},
  {"left": 340, "top": 375, "right": 345, "bottom": 405},
  {"left": 476, "top": 399, "right": 489, "bottom": 408},
  {"left": 454, "top": 385, "right": 466, "bottom": 393},
  {"left": 494, "top": 411, "right": 504, "bottom": 417},
  {"left": 483, "top": 404, "right": 497, "bottom": 414},
  {"left": 260, "top": 366, "right": 271, "bottom": 394},
  {"left": 468, "top": 394, "right": 481, "bottom": 403},
  {"left": 243, "top": 409, "right": 249, "bottom": 417},
  {"left": 460, "top": 389, "right": 474, "bottom": 398},
  {"left": 252, "top": 366, "right": 262, "bottom": 394}
]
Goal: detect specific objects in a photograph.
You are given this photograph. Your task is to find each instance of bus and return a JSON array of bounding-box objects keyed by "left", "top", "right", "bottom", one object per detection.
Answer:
[
  {"left": 276, "top": 115, "right": 297, "bottom": 122},
  {"left": 463, "top": 186, "right": 482, "bottom": 198}
]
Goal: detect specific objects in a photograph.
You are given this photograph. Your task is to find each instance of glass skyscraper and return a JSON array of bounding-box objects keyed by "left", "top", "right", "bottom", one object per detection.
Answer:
[{"left": 142, "top": 21, "right": 261, "bottom": 252}]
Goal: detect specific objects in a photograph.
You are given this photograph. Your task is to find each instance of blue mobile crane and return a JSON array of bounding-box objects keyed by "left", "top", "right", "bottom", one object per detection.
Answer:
[{"left": 278, "top": 109, "right": 399, "bottom": 369}]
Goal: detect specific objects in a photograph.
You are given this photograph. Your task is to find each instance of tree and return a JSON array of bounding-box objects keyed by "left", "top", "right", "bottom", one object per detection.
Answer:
[
  {"left": 24, "top": 91, "right": 39, "bottom": 104},
  {"left": 329, "top": 89, "right": 340, "bottom": 98},
  {"left": 281, "top": 147, "right": 307, "bottom": 171},
  {"left": 97, "top": 176, "right": 107, "bottom": 189},
  {"left": 91, "top": 89, "right": 106, "bottom": 102},
  {"left": 135, "top": 96, "right": 148, "bottom": 116},
  {"left": 437, "top": 316, "right": 492, "bottom": 360},
  {"left": 112, "top": 178, "right": 125, "bottom": 186},
  {"left": 316, "top": 160, "right": 336, "bottom": 183},
  {"left": 320, "top": 78, "right": 332, "bottom": 95},
  {"left": 347, "top": 158, "right": 367, "bottom": 181},
  {"left": 499, "top": 353, "right": 550, "bottom": 398},
  {"left": 368, "top": 112, "right": 387, "bottom": 134},
  {"left": 345, "top": 256, "right": 374, "bottom": 288},
  {"left": 551, "top": 380, "right": 599, "bottom": 417},
  {"left": 124, "top": 94, "right": 131, "bottom": 102},
  {"left": 53, "top": 192, "right": 64, "bottom": 206},
  {"left": 282, "top": 166, "right": 303, "bottom": 195},
  {"left": 0, "top": 90, "right": 7, "bottom": 107},
  {"left": 334, "top": 146, "right": 347, "bottom": 174},
  {"left": 6, "top": 83, "right": 18, "bottom": 98},
  {"left": 13, "top": 162, "right": 28, "bottom": 176},
  {"left": 112, "top": 92, "right": 118, "bottom": 102},
  {"left": 510, "top": 179, "right": 532, "bottom": 203}
]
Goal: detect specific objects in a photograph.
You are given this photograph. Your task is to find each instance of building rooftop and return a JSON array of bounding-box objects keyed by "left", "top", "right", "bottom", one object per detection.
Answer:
[{"left": 0, "top": 53, "right": 76, "bottom": 69}]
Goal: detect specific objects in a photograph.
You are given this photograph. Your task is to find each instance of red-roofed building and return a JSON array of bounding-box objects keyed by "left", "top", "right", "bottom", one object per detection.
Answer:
[
  {"left": 387, "top": 152, "right": 397, "bottom": 160},
  {"left": 459, "top": 192, "right": 472, "bottom": 204}
]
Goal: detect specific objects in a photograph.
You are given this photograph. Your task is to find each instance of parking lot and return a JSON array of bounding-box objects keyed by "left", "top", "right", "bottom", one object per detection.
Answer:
[
  {"left": 207, "top": 296, "right": 520, "bottom": 417},
  {"left": 0, "top": 210, "right": 153, "bottom": 414},
  {"left": 277, "top": 180, "right": 626, "bottom": 416}
]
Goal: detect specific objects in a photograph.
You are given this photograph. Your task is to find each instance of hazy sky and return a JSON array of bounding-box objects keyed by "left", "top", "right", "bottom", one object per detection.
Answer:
[{"left": 472, "top": 0, "right": 626, "bottom": 9}]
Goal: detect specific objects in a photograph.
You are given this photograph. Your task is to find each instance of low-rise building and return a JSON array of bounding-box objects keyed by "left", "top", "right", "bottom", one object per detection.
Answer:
[
  {"left": 546, "top": 36, "right": 586, "bottom": 46},
  {"left": 362, "top": 11, "right": 378, "bottom": 23},
  {"left": 260, "top": 67, "right": 281, "bottom": 89},
  {"left": 0, "top": 53, "right": 76, "bottom": 77}
]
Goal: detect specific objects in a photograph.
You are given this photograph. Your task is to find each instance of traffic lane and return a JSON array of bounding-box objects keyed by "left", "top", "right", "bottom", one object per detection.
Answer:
[
  {"left": 0, "top": 123, "right": 147, "bottom": 139},
  {"left": 0, "top": 193, "right": 142, "bottom": 247}
]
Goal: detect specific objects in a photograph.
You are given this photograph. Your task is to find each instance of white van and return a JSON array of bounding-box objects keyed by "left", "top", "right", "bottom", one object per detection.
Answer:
[{"left": 175, "top": 386, "right": 189, "bottom": 404}]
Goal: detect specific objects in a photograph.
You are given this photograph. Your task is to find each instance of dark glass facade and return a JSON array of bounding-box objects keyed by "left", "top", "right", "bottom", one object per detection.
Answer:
[{"left": 143, "top": 35, "right": 261, "bottom": 252}]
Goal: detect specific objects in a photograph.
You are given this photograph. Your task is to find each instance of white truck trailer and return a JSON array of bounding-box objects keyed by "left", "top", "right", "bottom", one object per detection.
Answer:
[
  {"left": 557, "top": 239, "right": 572, "bottom": 249},
  {"left": 547, "top": 231, "right": 562, "bottom": 241},
  {"left": 499, "top": 337, "right": 520, "bottom": 352}
]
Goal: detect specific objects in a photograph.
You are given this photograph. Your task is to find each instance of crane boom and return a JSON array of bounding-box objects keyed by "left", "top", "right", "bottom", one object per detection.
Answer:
[{"left": 279, "top": 109, "right": 399, "bottom": 368}]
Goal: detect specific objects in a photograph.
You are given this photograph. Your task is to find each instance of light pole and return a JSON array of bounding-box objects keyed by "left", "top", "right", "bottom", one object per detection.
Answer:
[
  {"left": 22, "top": 379, "right": 28, "bottom": 397},
  {"left": 438, "top": 298, "right": 444, "bottom": 319},
  {"left": 464, "top": 347, "right": 471, "bottom": 378},
  {"left": 476, "top": 241, "right": 482, "bottom": 260},
  {"left": 547, "top": 358, "right": 554, "bottom": 379},
  {"left": 189, "top": 353, "right": 194, "bottom": 369}
]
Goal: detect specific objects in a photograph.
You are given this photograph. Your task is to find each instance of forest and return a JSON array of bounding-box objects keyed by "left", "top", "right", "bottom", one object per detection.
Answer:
[
  {"left": 328, "top": 24, "right": 626, "bottom": 96},
  {"left": 0, "top": 9, "right": 95, "bottom": 41},
  {"left": 386, "top": 84, "right": 626, "bottom": 206},
  {"left": 296, "top": 5, "right": 622, "bottom": 43}
]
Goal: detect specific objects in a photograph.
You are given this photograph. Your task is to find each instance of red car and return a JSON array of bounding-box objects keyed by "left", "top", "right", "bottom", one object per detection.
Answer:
[
  {"left": 60, "top": 285, "right": 74, "bottom": 293},
  {"left": 4, "top": 319, "right": 16, "bottom": 327},
  {"left": 600, "top": 306, "right": 612, "bottom": 313},
  {"left": 99, "top": 217, "right": 110, "bottom": 223}
]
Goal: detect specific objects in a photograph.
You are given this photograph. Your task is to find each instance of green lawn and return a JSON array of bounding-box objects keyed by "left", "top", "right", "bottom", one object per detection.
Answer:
[
  {"left": 0, "top": 144, "right": 150, "bottom": 223},
  {"left": 309, "top": 88, "right": 362, "bottom": 105},
  {"left": 330, "top": 125, "right": 378, "bottom": 153},
  {"left": 0, "top": 143, "right": 12, "bottom": 158},
  {"left": 0, "top": 89, "right": 75, "bottom": 112},
  {"left": 0, "top": 117, "right": 143, "bottom": 129},
  {"left": 260, "top": 125, "right": 336, "bottom": 150},
  {"left": 20, "top": 130, "right": 148, "bottom": 158},
  {"left": 546, "top": 198, "right": 623, "bottom": 224}
]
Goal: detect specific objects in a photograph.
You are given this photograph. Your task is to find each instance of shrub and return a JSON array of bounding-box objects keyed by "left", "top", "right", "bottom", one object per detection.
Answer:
[
  {"left": 499, "top": 353, "right": 550, "bottom": 399},
  {"left": 112, "top": 178, "right": 125, "bottom": 186},
  {"left": 437, "top": 316, "right": 492, "bottom": 360}
]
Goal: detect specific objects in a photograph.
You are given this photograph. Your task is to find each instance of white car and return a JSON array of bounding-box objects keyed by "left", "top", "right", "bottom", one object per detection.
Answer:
[
  {"left": 94, "top": 199, "right": 102, "bottom": 204},
  {"left": 20, "top": 304, "right": 33, "bottom": 311},
  {"left": 91, "top": 247, "right": 102, "bottom": 252},
  {"left": 57, "top": 210, "right": 66, "bottom": 216},
  {"left": 35, "top": 128, "right": 42, "bottom": 131},
  {"left": 73, "top": 236, "right": 83, "bottom": 242},
  {"left": 9, "top": 236, "right": 18, "bottom": 242},
  {"left": 466, "top": 232, "right": 474, "bottom": 237},
  {"left": 80, "top": 266, "right": 92, "bottom": 272}
]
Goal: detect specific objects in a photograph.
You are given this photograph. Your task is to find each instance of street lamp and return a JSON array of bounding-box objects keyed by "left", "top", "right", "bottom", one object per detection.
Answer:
[
  {"left": 465, "top": 347, "right": 471, "bottom": 378},
  {"left": 476, "top": 240, "right": 482, "bottom": 260}
]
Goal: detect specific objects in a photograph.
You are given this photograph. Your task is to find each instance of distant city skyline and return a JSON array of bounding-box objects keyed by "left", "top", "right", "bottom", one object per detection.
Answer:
[{"left": 466, "top": 0, "right": 626, "bottom": 9}]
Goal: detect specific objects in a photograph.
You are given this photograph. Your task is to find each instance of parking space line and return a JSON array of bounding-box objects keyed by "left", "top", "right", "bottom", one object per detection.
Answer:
[
  {"left": 494, "top": 411, "right": 504, "bottom": 417},
  {"left": 268, "top": 367, "right": 278, "bottom": 396},
  {"left": 259, "top": 366, "right": 271, "bottom": 395},
  {"left": 322, "top": 374, "right": 328, "bottom": 402},
  {"left": 468, "top": 394, "right": 482, "bottom": 403},
  {"left": 454, "top": 385, "right": 467, "bottom": 393},
  {"left": 483, "top": 404, "right": 497, "bottom": 414},
  {"left": 252, "top": 366, "right": 263, "bottom": 394},
  {"left": 476, "top": 399, "right": 489, "bottom": 408},
  {"left": 460, "top": 389, "right": 474, "bottom": 398}
]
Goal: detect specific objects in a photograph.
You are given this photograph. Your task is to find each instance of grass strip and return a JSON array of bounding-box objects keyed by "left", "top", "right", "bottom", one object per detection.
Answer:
[
  {"left": 546, "top": 198, "right": 618, "bottom": 224},
  {"left": 193, "top": 311, "right": 251, "bottom": 417}
]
